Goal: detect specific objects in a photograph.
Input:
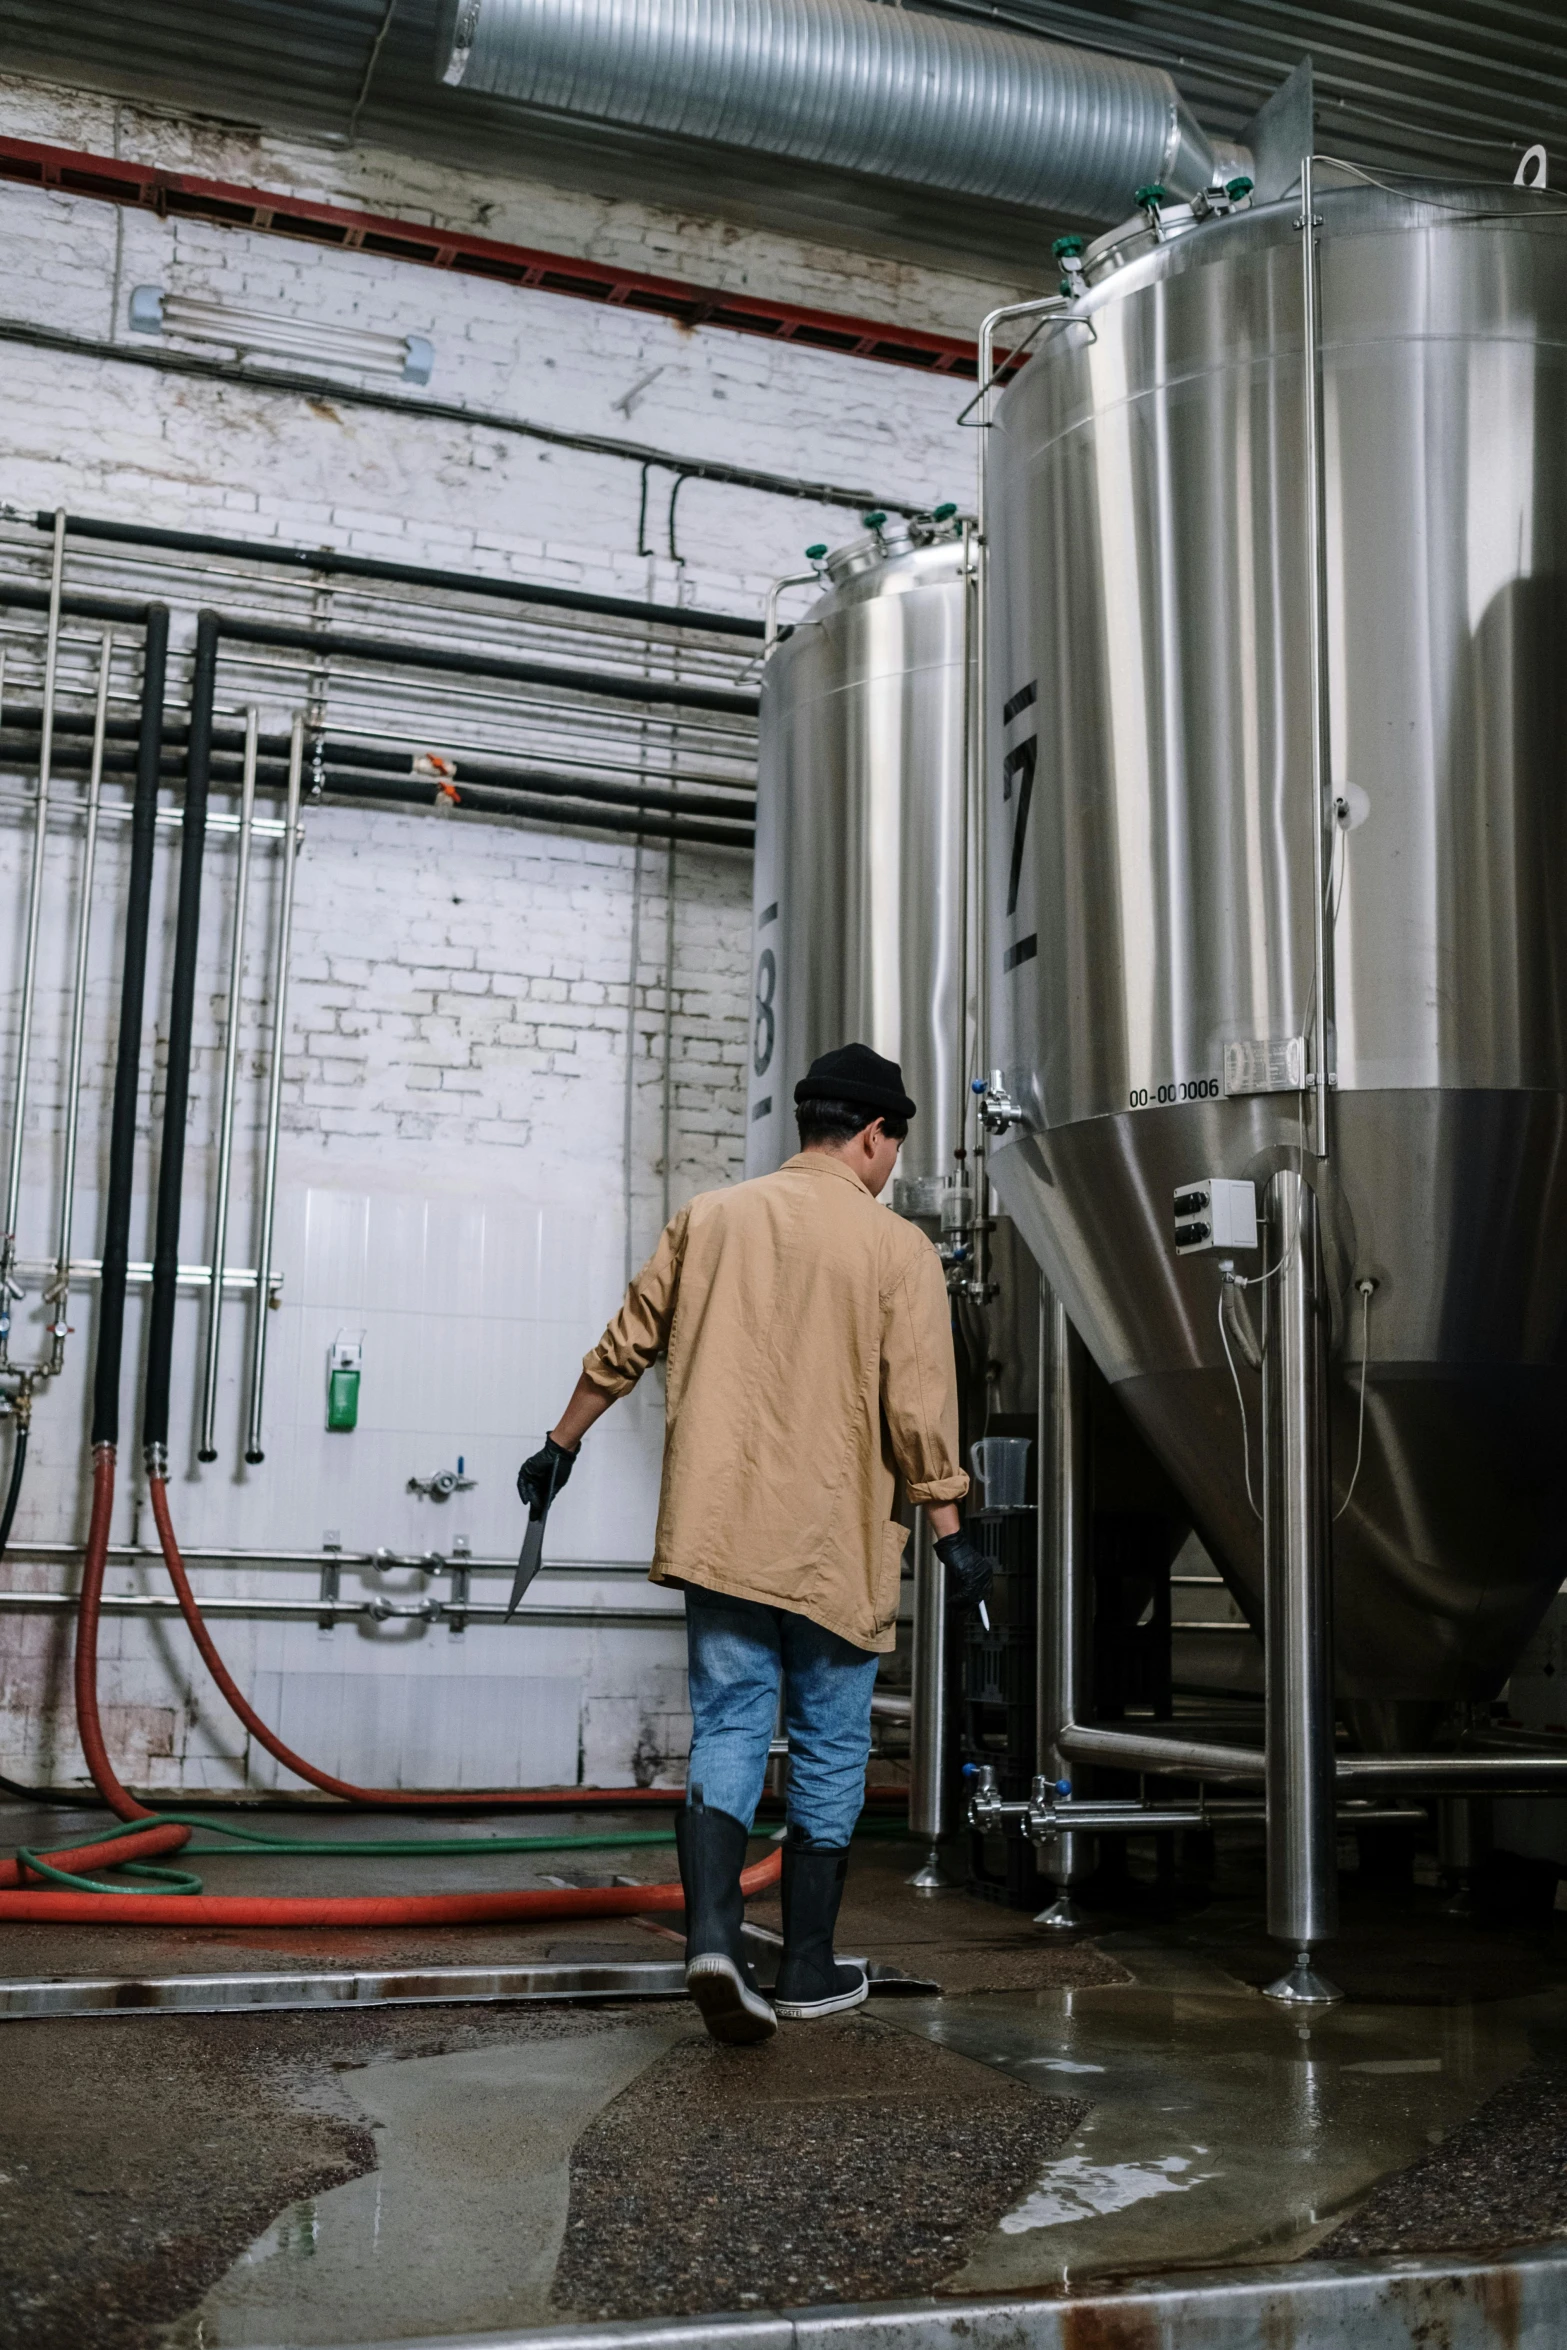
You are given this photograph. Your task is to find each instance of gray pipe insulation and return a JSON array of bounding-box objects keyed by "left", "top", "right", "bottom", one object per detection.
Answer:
[{"left": 440, "top": 0, "right": 1240, "bottom": 223}]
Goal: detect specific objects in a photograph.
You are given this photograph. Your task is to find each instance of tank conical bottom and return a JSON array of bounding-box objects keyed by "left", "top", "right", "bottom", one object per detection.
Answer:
[{"left": 988, "top": 1089, "right": 1567, "bottom": 1733}]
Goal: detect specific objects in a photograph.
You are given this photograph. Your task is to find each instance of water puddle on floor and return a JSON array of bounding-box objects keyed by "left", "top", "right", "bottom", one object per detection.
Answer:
[
  {"left": 890, "top": 1978, "right": 1562, "bottom": 2291},
  {"left": 161, "top": 2020, "right": 693, "bottom": 2348}
]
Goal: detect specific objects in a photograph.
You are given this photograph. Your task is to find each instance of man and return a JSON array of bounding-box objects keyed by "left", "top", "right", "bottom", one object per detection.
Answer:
[{"left": 519, "top": 1042, "right": 994, "bottom": 2044}]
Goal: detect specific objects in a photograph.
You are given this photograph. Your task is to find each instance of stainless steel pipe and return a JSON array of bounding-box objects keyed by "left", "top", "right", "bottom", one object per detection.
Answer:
[
  {"left": 1262, "top": 1171, "right": 1341, "bottom": 2001},
  {"left": 198, "top": 707, "right": 258, "bottom": 1461},
  {"left": 0, "top": 1589, "right": 686, "bottom": 1629},
  {"left": 1053, "top": 1721, "right": 1567, "bottom": 1794},
  {"left": 1036, "top": 1290, "right": 1092, "bottom": 1925},
  {"left": 244, "top": 713, "right": 303, "bottom": 1463},
  {"left": 907, "top": 1511, "right": 953, "bottom": 1888},
  {"left": 0, "top": 509, "right": 66, "bottom": 1370},
  {"left": 1057, "top": 1723, "right": 1267, "bottom": 1782},
  {"left": 1300, "top": 153, "right": 1332, "bottom": 1162},
  {"left": 1337, "top": 1753, "right": 1567, "bottom": 1789},
  {"left": 44, "top": 628, "right": 112, "bottom": 1380}
]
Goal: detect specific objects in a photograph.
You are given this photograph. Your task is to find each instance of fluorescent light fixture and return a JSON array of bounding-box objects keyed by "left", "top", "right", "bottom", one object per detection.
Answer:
[{"left": 129, "top": 286, "right": 434, "bottom": 384}]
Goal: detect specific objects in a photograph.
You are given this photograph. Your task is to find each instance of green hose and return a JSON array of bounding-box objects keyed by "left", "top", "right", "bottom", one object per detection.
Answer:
[{"left": 14, "top": 1810, "right": 912, "bottom": 1895}]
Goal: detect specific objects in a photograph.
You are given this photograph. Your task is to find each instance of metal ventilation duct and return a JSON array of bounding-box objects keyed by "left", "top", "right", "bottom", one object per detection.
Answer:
[{"left": 440, "top": 0, "right": 1235, "bottom": 225}]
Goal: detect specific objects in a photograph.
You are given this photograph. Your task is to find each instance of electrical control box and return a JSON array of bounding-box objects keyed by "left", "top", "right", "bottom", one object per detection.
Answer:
[
  {"left": 327, "top": 1332, "right": 363, "bottom": 1431},
  {"left": 1172, "top": 1178, "right": 1258, "bottom": 1256}
]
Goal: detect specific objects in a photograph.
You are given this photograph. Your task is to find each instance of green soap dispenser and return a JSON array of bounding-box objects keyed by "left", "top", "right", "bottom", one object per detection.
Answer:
[{"left": 327, "top": 1332, "right": 363, "bottom": 1431}]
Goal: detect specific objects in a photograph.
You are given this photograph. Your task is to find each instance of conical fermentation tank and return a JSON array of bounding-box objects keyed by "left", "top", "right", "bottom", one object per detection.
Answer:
[
  {"left": 746, "top": 516, "right": 970, "bottom": 1202},
  {"left": 983, "top": 179, "right": 1567, "bottom": 1746}
]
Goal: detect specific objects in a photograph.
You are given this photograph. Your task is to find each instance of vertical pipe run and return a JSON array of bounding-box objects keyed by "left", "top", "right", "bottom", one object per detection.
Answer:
[
  {"left": 197, "top": 707, "right": 259, "bottom": 1461},
  {"left": 1261, "top": 1169, "right": 1341, "bottom": 2001},
  {"left": 1035, "top": 1289, "right": 1092, "bottom": 1928},
  {"left": 47, "top": 631, "right": 113, "bottom": 1376},
  {"left": 143, "top": 610, "right": 220, "bottom": 1466},
  {"left": 245, "top": 714, "right": 304, "bottom": 1464},
  {"left": 93, "top": 607, "right": 170, "bottom": 1449},
  {"left": 1300, "top": 154, "right": 1332, "bottom": 1161},
  {"left": 907, "top": 1511, "right": 952, "bottom": 1888},
  {"left": 1, "top": 511, "right": 67, "bottom": 1367}
]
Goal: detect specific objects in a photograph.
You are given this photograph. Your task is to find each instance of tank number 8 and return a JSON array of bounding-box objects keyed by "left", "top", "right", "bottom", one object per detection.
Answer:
[{"left": 754, "top": 947, "right": 776, "bottom": 1077}]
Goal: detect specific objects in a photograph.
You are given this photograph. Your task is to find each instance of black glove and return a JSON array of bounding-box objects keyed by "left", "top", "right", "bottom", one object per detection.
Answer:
[
  {"left": 935, "top": 1529, "right": 994, "bottom": 1619},
  {"left": 517, "top": 1434, "right": 578, "bottom": 1516}
]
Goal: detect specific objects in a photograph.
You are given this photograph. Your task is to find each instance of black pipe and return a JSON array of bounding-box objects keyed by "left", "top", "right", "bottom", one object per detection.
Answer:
[
  {"left": 0, "top": 582, "right": 152, "bottom": 623},
  {"left": 91, "top": 606, "right": 169, "bottom": 1450},
  {"left": 41, "top": 513, "right": 766, "bottom": 640},
  {"left": 0, "top": 729, "right": 754, "bottom": 831},
  {"left": 0, "top": 1422, "right": 26, "bottom": 1561},
  {"left": 0, "top": 601, "right": 757, "bottom": 721},
  {"left": 320, "top": 771, "right": 751, "bottom": 850},
  {"left": 0, "top": 709, "right": 759, "bottom": 808},
  {"left": 142, "top": 610, "right": 218, "bottom": 1459},
  {"left": 218, "top": 616, "right": 759, "bottom": 718}
]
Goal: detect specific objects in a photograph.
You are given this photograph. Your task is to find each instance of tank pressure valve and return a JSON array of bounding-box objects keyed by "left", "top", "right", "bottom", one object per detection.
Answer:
[
  {"left": 975, "top": 1071, "right": 1025, "bottom": 1135},
  {"left": 1173, "top": 1179, "right": 1258, "bottom": 1256}
]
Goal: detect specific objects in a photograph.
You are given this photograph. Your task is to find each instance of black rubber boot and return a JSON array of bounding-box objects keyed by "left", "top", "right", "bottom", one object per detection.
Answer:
[
  {"left": 773, "top": 1832, "right": 868, "bottom": 2020},
  {"left": 675, "top": 1793, "right": 776, "bottom": 2044}
]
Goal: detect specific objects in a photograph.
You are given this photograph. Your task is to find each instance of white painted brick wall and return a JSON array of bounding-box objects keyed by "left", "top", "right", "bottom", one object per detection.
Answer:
[{"left": 0, "top": 66, "right": 960, "bottom": 1790}]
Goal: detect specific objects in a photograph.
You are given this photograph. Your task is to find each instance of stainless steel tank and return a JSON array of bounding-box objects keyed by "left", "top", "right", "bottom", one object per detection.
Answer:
[
  {"left": 984, "top": 179, "right": 1567, "bottom": 1746},
  {"left": 745, "top": 515, "right": 970, "bottom": 1200}
]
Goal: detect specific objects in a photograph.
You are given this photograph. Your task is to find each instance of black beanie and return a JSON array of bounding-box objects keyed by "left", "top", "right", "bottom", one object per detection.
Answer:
[{"left": 794, "top": 1042, "right": 916, "bottom": 1122}]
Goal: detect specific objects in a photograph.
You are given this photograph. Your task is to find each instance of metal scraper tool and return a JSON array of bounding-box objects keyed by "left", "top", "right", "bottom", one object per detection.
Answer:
[
  {"left": 507, "top": 1508, "right": 550, "bottom": 1617},
  {"left": 508, "top": 1450, "right": 567, "bottom": 1618}
]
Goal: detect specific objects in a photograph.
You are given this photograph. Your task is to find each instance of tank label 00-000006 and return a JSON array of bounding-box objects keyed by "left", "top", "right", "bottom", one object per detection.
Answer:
[{"left": 1127, "top": 1079, "right": 1221, "bottom": 1109}]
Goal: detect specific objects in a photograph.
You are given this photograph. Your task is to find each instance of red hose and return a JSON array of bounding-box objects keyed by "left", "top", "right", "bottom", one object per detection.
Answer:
[
  {"left": 0, "top": 1848, "right": 782, "bottom": 1925},
  {"left": 3, "top": 1449, "right": 783, "bottom": 1926},
  {"left": 0, "top": 1823, "right": 192, "bottom": 1890},
  {"left": 75, "top": 1445, "right": 153, "bottom": 1821}
]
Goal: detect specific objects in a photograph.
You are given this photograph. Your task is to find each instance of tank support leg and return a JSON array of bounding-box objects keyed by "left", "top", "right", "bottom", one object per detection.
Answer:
[
  {"left": 1035, "top": 1289, "right": 1093, "bottom": 1930},
  {"left": 1438, "top": 1795, "right": 1489, "bottom": 1919},
  {"left": 1262, "top": 1171, "right": 1343, "bottom": 2003},
  {"left": 908, "top": 1512, "right": 954, "bottom": 1890}
]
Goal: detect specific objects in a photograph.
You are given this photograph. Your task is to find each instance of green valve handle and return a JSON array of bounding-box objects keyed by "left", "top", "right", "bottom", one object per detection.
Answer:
[
  {"left": 861, "top": 510, "right": 887, "bottom": 530},
  {"left": 931, "top": 502, "right": 958, "bottom": 522},
  {"left": 1226, "top": 175, "right": 1255, "bottom": 200},
  {"left": 805, "top": 543, "right": 828, "bottom": 560},
  {"left": 1051, "top": 234, "right": 1086, "bottom": 259},
  {"left": 1134, "top": 183, "right": 1166, "bottom": 211}
]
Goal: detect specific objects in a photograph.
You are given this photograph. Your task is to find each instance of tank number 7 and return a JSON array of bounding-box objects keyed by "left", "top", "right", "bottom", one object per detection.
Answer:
[{"left": 1002, "top": 736, "right": 1036, "bottom": 918}]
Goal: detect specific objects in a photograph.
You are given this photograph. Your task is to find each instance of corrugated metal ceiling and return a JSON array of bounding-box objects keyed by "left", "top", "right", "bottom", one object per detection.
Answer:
[{"left": 0, "top": 0, "right": 1561, "bottom": 277}]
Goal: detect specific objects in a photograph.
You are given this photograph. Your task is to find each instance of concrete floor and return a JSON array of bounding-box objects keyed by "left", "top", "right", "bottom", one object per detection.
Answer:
[{"left": 3, "top": 1802, "right": 1566, "bottom": 2348}]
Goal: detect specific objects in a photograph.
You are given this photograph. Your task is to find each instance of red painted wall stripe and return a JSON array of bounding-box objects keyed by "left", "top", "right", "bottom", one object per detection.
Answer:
[{"left": 0, "top": 135, "right": 985, "bottom": 381}]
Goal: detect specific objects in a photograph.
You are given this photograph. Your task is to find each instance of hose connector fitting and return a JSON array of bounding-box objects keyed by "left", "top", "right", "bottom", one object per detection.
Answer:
[{"left": 144, "top": 1440, "right": 169, "bottom": 1480}]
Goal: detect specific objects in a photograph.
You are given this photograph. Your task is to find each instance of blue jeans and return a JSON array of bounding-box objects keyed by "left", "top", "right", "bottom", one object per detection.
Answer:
[{"left": 684, "top": 1586, "right": 881, "bottom": 1847}]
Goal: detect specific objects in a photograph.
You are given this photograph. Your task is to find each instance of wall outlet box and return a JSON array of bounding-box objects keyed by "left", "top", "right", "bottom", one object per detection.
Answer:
[{"left": 1173, "top": 1178, "right": 1259, "bottom": 1256}]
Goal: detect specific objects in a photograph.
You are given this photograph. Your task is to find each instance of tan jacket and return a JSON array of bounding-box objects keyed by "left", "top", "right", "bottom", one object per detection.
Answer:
[{"left": 582, "top": 1152, "right": 969, "bottom": 1653}]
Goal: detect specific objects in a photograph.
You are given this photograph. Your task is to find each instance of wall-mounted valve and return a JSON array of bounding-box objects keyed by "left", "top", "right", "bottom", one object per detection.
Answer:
[
  {"left": 974, "top": 1071, "right": 1025, "bottom": 1135},
  {"left": 407, "top": 1457, "right": 477, "bottom": 1501}
]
